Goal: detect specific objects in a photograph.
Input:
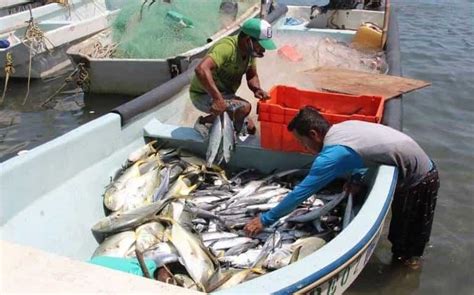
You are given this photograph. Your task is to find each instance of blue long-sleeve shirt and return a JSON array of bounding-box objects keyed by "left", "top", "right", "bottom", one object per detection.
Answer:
[{"left": 260, "top": 145, "right": 364, "bottom": 226}]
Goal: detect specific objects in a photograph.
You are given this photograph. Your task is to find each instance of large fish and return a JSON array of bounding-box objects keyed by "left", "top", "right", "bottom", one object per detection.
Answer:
[
  {"left": 127, "top": 140, "right": 157, "bottom": 163},
  {"left": 135, "top": 221, "right": 166, "bottom": 252},
  {"left": 206, "top": 116, "right": 223, "bottom": 167},
  {"left": 104, "top": 154, "right": 162, "bottom": 212},
  {"left": 91, "top": 198, "right": 172, "bottom": 243},
  {"left": 163, "top": 172, "right": 201, "bottom": 199},
  {"left": 140, "top": 242, "right": 180, "bottom": 268},
  {"left": 91, "top": 231, "right": 136, "bottom": 258},
  {"left": 103, "top": 161, "right": 143, "bottom": 211},
  {"left": 161, "top": 217, "right": 217, "bottom": 291},
  {"left": 290, "top": 236, "right": 326, "bottom": 259},
  {"left": 119, "top": 166, "right": 162, "bottom": 213}
]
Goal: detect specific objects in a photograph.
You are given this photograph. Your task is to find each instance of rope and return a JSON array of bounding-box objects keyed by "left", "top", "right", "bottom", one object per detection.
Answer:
[
  {"left": 0, "top": 53, "right": 15, "bottom": 106},
  {"left": 40, "top": 67, "right": 80, "bottom": 107},
  {"left": 77, "top": 63, "right": 90, "bottom": 91},
  {"left": 21, "top": 15, "right": 56, "bottom": 105},
  {"left": 40, "top": 62, "right": 88, "bottom": 107},
  {"left": 90, "top": 41, "right": 118, "bottom": 58}
]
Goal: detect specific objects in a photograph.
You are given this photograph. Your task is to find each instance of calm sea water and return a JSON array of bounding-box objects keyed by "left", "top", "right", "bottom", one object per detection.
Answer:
[{"left": 1, "top": 0, "right": 473, "bottom": 294}]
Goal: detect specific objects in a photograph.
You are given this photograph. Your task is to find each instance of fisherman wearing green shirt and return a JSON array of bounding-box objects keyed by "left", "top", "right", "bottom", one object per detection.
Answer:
[{"left": 190, "top": 18, "right": 277, "bottom": 137}]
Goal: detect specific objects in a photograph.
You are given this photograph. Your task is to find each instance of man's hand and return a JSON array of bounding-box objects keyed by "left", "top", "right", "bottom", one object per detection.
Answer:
[
  {"left": 254, "top": 88, "right": 270, "bottom": 100},
  {"left": 244, "top": 216, "right": 264, "bottom": 237},
  {"left": 210, "top": 98, "right": 227, "bottom": 115}
]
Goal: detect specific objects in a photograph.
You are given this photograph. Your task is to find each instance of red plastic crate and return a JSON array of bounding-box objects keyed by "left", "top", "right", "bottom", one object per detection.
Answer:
[{"left": 257, "top": 85, "right": 384, "bottom": 153}]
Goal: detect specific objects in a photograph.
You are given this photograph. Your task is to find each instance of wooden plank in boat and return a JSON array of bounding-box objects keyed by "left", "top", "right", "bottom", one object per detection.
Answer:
[{"left": 302, "top": 67, "right": 431, "bottom": 101}]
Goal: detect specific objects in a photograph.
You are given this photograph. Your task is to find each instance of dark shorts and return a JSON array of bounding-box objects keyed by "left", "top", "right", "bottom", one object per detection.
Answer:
[
  {"left": 190, "top": 92, "right": 248, "bottom": 113},
  {"left": 388, "top": 162, "right": 440, "bottom": 257}
]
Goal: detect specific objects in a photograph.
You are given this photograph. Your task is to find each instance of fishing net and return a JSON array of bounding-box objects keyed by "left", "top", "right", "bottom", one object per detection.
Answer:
[{"left": 110, "top": 0, "right": 260, "bottom": 59}]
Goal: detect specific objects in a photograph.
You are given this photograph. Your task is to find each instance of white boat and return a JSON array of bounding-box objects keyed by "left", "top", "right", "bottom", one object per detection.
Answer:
[
  {"left": 0, "top": 3, "right": 404, "bottom": 294},
  {"left": 66, "top": 2, "right": 269, "bottom": 96},
  {"left": 0, "top": 0, "right": 119, "bottom": 79}
]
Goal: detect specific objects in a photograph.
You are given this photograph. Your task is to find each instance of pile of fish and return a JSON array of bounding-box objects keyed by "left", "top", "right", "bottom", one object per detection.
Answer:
[{"left": 91, "top": 141, "right": 359, "bottom": 292}]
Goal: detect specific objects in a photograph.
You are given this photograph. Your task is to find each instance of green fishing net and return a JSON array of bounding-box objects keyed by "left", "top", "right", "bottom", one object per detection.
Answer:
[{"left": 111, "top": 0, "right": 259, "bottom": 59}]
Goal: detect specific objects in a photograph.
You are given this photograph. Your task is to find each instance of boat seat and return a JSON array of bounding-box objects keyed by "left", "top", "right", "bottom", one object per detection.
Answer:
[
  {"left": 143, "top": 118, "right": 313, "bottom": 172},
  {"left": 144, "top": 118, "right": 203, "bottom": 143},
  {"left": 143, "top": 118, "right": 261, "bottom": 147}
]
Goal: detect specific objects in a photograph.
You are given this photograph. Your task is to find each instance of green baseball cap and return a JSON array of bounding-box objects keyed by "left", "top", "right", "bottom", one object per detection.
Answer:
[{"left": 241, "top": 18, "right": 277, "bottom": 50}]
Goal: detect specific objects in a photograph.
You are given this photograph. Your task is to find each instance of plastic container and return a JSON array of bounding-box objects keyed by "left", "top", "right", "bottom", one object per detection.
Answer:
[
  {"left": 352, "top": 22, "right": 383, "bottom": 50},
  {"left": 257, "top": 85, "right": 384, "bottom": 153}
]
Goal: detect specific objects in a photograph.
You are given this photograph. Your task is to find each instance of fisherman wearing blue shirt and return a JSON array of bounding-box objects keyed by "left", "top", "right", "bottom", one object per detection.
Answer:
[{"left": 244, "top": 106, "right": 440, "bottom": 269}]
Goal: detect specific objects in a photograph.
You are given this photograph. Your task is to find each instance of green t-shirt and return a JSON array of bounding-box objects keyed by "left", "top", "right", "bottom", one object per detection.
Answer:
[
  {"left": 89, "top": 256, "right": 157, "bottom": 277},
  {"left": 190, "top": 35, "right": 256, "bottom": 99}
]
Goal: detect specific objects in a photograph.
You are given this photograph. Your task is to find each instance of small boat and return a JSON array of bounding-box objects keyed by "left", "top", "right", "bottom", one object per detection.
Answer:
[
  {"left": 0, "top": 3, "right": 403, "bottom": 294},
  {"left": 66, "top": 2, "right": 274, "bottom": 96},
  {"left": 0, "top": 0, "right": 120, "bottom": 79}
]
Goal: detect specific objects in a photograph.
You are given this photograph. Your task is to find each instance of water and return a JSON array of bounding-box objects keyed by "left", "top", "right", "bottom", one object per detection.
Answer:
[
  {"left": 346, "top": 1, "right": 474, "bottom": 294},
  {"left": 0, "top": 74, "right": 132, "bottom": 162},
  {"left": 1, "top": 0, "right": 473, "bottom": 294}
]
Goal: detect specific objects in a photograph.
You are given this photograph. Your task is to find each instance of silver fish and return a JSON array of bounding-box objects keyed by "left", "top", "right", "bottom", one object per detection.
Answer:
[
  {"left": 206, "top": 116, "right": 223, "bottom": 167},
  {"left": 231, "top": 188, "right": 290, "bottom": 207},
  {"left": 152, "top": 166, "right": 170, "bottom": 202},
  {"left": 219, "top": 249, "right": 262, "bottom": 268},
  {"left": 287, "top": 192, "right": 348, "bottom": 223},
  {"left": 222, "top": 112, "right": 235, "bottom": 164},
  {"left": 343, "top": 193, "right": 354, "bottom": 229},
  {"left": 201, "top": 231, "right": 239, "bottom": 242},
  {"left": 226, "top": 169, "right": 305, "bottom": 207},
  {"left": 224, "top": 239, "right": 260, "bottom": 256},
  {"left": 206, "top": 237, "right": 254, "bottom": 251}
]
